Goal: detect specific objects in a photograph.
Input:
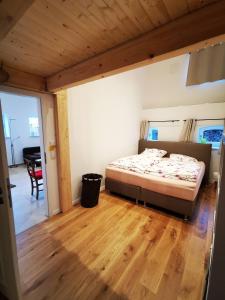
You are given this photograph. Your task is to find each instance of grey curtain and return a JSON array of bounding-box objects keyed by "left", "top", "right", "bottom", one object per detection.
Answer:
[
  {"left": 186, "top": 43, "right": 225, "bottom": 86},
  {"left": 140, "top": 120, "right": 150, "bottom": 140},
  {"left": 179, "top": 119, "right": 196, "bottom": 142}
]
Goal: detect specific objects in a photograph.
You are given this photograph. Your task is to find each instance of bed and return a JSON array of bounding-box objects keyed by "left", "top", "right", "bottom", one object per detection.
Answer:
[{"left": 105, "top": 140, "right": 212, "bottom": 219}]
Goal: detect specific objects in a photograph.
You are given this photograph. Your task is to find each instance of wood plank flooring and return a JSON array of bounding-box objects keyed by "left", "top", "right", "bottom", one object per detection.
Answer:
[{"left": 16, "top": 185, "right": 216, "bottom": 300}]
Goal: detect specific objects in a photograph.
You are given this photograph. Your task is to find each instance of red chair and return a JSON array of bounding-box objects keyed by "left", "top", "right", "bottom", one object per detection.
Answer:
[{"left": 25, "top": 159, "right": 43, "bottom": 200}]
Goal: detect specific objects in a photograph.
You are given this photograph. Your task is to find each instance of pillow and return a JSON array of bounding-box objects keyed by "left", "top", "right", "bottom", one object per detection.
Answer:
[
  {"left": 169, "top": 153, "right": 198, "bottom": 163},
  {"left": 141, "top": 148, "right": 167, "bottom": 158}
]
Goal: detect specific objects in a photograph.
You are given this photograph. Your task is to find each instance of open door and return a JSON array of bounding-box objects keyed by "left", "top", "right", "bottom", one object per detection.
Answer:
[{"left": 0, "top": 101, "right": 21, "bottom": 299}]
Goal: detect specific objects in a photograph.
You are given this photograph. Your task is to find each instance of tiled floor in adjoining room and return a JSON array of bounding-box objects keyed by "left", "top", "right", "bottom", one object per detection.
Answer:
[{"left": 9, "top": 165, "right": 47, "bottom": 234}]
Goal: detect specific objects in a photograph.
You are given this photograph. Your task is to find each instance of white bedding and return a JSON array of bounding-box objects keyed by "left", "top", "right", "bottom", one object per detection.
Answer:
[{"left": 109, "top": 154, "right": 203, "bottom": 183}]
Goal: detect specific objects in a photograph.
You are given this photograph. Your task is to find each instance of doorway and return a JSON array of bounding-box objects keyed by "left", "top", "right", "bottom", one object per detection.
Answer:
[{"left": 0, "top": 91, "right": 49, "bottom": 234}]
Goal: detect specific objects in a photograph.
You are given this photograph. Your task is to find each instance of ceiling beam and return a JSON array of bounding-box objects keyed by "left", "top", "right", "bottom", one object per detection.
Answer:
[
  {"left": 0, "top": 65, "right": 46, "bottom": 92},
  {"left": 47, "top": 0, "right": 225, "bottom": 92},
  {"left": 0, "top": 0, "right": 35, "bottom": 41}
]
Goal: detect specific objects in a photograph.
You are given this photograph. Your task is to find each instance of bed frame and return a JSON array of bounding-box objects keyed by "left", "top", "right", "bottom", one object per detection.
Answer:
[{"left": 105, "top": 140, "right": 212, "bottom": 220}]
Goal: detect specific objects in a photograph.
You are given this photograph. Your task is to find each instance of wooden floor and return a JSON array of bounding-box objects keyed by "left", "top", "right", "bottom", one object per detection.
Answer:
[{"left": 16, "top": 185, "right": 216, "bottom": 300}]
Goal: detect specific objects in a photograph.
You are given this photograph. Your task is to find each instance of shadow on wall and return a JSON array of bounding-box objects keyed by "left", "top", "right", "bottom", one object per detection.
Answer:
[{"left": 18, "top": 233, "right": 128, "bottom": 300}]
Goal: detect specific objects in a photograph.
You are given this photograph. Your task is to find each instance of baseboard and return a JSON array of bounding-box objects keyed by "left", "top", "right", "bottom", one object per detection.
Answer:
[
  {"left": 100, "top": 185, "right": 105, "bottom": 192},
  {"left": 72, "top": 185, "right": 105, "bottom": 206},
  {"left": 8, "top": 162, "right": 24, "bottom": 168},
  {"left": 52, "top": 208, "right": 61, "bottom": 215},
  {"left": 72, "top": 198, "right": 80, "bottom": 205}
]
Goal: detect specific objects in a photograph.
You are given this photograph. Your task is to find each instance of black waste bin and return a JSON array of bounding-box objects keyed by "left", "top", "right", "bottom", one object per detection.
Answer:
[{"left": 80, "top": 173, "right": 103, "bottom": 208}]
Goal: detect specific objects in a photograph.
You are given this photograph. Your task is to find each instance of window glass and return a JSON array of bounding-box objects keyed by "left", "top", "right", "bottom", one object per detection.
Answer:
[
  {"left": 29, "top": 117, "right": 39, "bottom": 137},
  {"left": 198, "top": 125, "right": 224, "bottom": 149},
  {"left": 148, "top": 128, "right": 158, "bottom": 141}
]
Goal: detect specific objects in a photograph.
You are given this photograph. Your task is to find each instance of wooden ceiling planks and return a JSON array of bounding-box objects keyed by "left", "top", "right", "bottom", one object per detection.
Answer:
[
  {"left": 187, "top": 0, "right": 217, "bottom": 11},
  {"left": 111, "top": 0, "right": 154, "bottom": 33},
  {"left": 0, "top": 0, "right": 219, "bottom": 78},
  {"left": 163, "top": 0, "right": 189, "bottom": 19},
  {"left": 47, "top": 0, "right": 225, "bottom": 91},
  {"left": 0, "top": 0, "right": 35, "bottom": 41},
  {"left": 138, "top": 0, "right": 171, "bottom": 26}
]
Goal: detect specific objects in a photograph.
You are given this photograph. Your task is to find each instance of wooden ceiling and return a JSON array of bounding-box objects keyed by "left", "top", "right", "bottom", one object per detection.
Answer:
[{"left": 0, "top": 0, "right": 219, "bottom": 78}]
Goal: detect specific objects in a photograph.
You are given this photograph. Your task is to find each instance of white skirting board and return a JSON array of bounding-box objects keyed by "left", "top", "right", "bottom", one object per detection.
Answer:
[
  {"left": 73, "top": 185, "right": 105, "bottom": 205},
  {"left": 53, "top": 185, "right": 105, "bottom": 215},
  {"left": 52, "top": 208, "right": 61, "bottom": 215}
]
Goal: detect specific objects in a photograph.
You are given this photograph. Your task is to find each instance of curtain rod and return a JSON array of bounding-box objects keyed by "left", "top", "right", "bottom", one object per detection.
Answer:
[
  {"left": 192, "top": 118, "right": 225, "bottom": 121},
  {"left": 148, "top": 118, "right": 225, "bottom": 123},
  {"left": 148, "top": 120, "right": 180, "bottom": 123}
]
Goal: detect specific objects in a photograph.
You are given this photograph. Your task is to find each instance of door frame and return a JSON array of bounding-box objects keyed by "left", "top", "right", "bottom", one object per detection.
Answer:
[
  {"left": 0, "top": 85, "right": 60, "bottom": 217},
  {"left": 37, "top": 96, "right": 49, "bottom": 216},
  {"left": 0, "top": 102, "right": 21, "bottom": 299},
  {"left": 1, "top": 91, "right": 49, "bottom": 218}
]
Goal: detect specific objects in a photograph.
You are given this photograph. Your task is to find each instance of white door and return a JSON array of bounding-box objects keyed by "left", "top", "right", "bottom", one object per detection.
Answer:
[{"left": 0, "top": 101, "right": 21, "bottom": 300}]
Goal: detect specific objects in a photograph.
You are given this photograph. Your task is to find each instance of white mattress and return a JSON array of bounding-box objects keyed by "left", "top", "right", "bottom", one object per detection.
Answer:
[{"left": 106, "top": 162, "right": 205, "bottom": 201}]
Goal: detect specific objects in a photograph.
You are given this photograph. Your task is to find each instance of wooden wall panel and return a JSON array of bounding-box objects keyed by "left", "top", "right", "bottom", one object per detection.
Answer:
[{"left": 54, "top": 90, "right": 72, "bottom": 213}]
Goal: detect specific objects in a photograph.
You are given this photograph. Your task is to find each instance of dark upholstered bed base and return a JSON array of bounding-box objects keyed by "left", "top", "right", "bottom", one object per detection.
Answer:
[
  {"left": 105, "top": 177, "right": 141, "bottom": 203},
  {"left": 105, "top": 177, "right": 197, "bottom": 219},
  {"left": 141, "top": 188, "right": 196, "bottom": 218},
  {"left": 105, "top": 140, "right": 210, "bottom": 219}
]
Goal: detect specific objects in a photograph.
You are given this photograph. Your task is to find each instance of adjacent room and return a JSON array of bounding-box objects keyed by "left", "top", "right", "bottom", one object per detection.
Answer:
[
  {"left": 0, "top": 1, "right": 225, "bottom": 300},
  {"left": 0, "top": 92, "right": 48, "bottom": 234}
]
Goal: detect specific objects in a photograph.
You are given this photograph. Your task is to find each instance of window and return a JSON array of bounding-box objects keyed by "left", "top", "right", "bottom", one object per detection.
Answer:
[
  {"left": 148, "top": 128, "right": 158, "bottom": 141},
  {"left": 3, "top": 113, "right": 10, "bottom": 138},
  {"left": 29, "top": 117, "right": 39, "bottom": 137},
  {"left": 198, "top": 125, "right": 224, "bottom": 149}
]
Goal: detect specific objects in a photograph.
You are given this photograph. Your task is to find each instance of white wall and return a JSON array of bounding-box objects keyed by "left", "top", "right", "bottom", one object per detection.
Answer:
[
  {"left": 68, "top": 53, "right": 225, "bottom": 199},
  {"left": 142, "top": 102, "right": 225, "bottom": 179},
  {"left": 0, "top": 93, "right": 40, "bottom": 165},
  {"left": 138, "top": 54, "right": 225, "bottom": 180},
  {"left": 136, "top": 54, "right": 225, "bottom": 109},
  {"left": 68, "top": 72, "right": 142, "bottom": 201}
]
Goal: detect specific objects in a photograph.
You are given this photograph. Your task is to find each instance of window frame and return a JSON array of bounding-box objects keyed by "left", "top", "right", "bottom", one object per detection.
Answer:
[
  {"left": 3, "top": 113, "right": 10, "bottom": 138},
  {"left": 148, "top": 127, "right": 158, "bottom": 141},
  {"left": 198, "top": 125, "right": 224, "bottom": 150},
  {"left": 28, "top": 117, "right": 40, "bottom": 137}
]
